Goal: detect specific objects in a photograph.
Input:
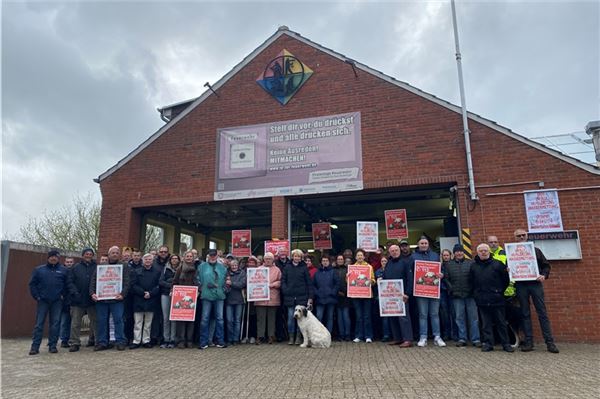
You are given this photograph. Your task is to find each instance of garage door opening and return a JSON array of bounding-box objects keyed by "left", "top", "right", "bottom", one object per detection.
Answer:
[{"left": 290, "top": 184, "right": 459, "bottom": 254}]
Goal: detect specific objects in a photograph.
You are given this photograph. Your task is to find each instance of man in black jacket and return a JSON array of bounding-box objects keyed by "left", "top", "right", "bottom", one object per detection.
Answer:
[
  {"left": 130, "top": 254, "right": 162, "bottom": 349},
  {"left": 470, "top": 243, "right": 513, "bottom": 353},
  {"left": 513, "top": 229, "right": 559, "bottom": 353},
  {"left": 67, "top": 248, "right": 97, "bottom": 352},
  {"left": 446, "top": 244, "right": 480, "bottom": 347},
  {"left": 382, "top": 244, "right": 413, "bottom": 347}
]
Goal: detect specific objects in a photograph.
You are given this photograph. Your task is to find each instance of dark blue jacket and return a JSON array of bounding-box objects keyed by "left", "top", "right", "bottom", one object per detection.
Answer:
[
  {"left": 158, "top": 265, "right": 176, "bottom": 296},
  {"left": 29, "top": 263, "right": 68, "bottom": 302},
  {"left": 412, "top": 249, "right": 439, "bottom": 262},
  {"left": 383, "top": 254, "right": 414, "bottom": 295},
  {"left": 226, "top": 269, "right": 247, "bottom": 305},
  {"left": 313, "top": 267, "right": 339, "bottom": 305}
]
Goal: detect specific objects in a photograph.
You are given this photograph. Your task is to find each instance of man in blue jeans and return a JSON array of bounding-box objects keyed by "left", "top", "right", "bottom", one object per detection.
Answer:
[
  {"left": 513, "top": 229, "right": 559, "bottom": 354},
  {"left": 90, "top": 246, "right": 130, "bottom": 351},
  {"left": 197, "top": 249, "right": 229, "bottom": 349},
  {"left": 445, "top": 244, "right": 480, "bottom": 347},
  {"left": 28, "top": 250, "right": 69, "bottom": 355}
]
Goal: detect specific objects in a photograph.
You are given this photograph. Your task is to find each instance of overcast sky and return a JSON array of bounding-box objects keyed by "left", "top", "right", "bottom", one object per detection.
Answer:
[{"left": 2, "top": 0, "right": 598, "bottom": 238}]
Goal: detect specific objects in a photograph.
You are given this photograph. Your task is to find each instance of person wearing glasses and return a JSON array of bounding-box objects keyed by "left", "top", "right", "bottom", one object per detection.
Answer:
[{"left": 513, "top": 229, "right": 559, "bottom": 354}]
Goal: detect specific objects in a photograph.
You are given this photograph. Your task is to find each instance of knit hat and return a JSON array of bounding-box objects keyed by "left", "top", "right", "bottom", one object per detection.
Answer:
[
  {"left": 81, "top": 247, "right": 95, "bottom": 256},
  {"left": 453, "top": 244, "right": 465, "bottom": 253},
  {"left": 47, "top": 249, "right": 60, "bottom": 258}
]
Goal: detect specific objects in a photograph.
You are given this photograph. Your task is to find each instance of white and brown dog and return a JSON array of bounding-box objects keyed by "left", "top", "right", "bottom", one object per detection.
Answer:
[{"left": 293, "top": 305, "right": 331, "bottom": 348}]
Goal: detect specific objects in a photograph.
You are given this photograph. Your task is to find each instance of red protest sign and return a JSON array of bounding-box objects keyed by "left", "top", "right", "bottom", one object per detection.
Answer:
[
  {"left": 384, "top": 209, "right": 408, "bottom": 240},
  {"left": 347, "top": 264, "right": 373, "bottom": 298},
  {"left": 413, "top": 260, "right": 441, "bottom": 299},
  {"left": 264, "top": 240, "right": 290, "bottom": 256},
  {"left": 232, "top": 230, "right": 252, "bottom": 257},
  {"left": 170, "top": 285, "right": 199, "bottom": 322},
  {"left": 312, "top": 223, "right": 332, "bottom": 250}
]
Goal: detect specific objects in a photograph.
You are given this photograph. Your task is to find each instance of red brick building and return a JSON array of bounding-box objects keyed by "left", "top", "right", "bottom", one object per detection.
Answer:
[{"left": 96, "top": 28, "right": 600, "bottom": 342}]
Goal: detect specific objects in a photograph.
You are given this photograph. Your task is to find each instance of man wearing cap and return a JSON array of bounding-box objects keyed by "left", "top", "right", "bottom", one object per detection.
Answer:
[
  {"left": 28, "top": 250, "right": 69, "bottom": 355},
  {"left": 513, "top": 229, "right": 559, "bottom": 353},
  {"left": 90, "top": 246, "right": 130, "bottom": 351},
  {"left": 67, "top": 248, "right": 98, "bottom": 352},
  {"left": 446, "top": 244, "right": 480, "bottom": 347},
  {"left": 197, "top": 248, "right": 228, "bottom": 349}
]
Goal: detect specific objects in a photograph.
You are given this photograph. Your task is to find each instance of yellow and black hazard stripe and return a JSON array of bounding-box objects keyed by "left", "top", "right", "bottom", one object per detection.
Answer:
[{"left": 461, "top": 228, "right": 473, "bottom": 259}]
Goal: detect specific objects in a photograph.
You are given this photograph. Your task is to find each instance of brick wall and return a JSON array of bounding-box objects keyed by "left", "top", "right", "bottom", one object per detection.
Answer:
[{"left": 98, "top": 33, "right": 600, "bottom": 342}]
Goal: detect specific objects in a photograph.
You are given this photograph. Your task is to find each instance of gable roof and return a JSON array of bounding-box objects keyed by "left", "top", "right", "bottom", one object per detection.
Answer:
[{"left": 96, "top": 27, "right": 599, "bottom": 182}]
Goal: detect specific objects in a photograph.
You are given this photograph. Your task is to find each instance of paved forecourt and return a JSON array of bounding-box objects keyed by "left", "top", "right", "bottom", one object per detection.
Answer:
[{"left": 1, "top": 339, "right": 598, "bottom": 398}]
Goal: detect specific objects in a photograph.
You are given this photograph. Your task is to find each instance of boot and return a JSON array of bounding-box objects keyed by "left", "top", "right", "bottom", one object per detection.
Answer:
[{"left": 268, "top": 336, "right": 275, "bottom": 344}]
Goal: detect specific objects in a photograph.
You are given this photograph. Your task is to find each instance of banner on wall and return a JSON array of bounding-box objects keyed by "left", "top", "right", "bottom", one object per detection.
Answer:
[
  {"left": 505, "top": 242, "right": 540, "bottom": 281},
  {"left": 312, "top": 223, "right": 332, "bottom": 250},
  {"left": 96, "top": 264, "right": 123, "bottom": 301},
  {"left": 215, "top": 112, "right": 363, "bottom": 200},
  {"left": 170, "top": 285, "right": 198, "bottom": 322},
  {"left": 384, "top": 209, "right": 408, "bottom": 240},
  {"left": 232, "top": 230, "right": 252, "bottom": 257},
  {"left": 356, "top": 221, "right": 379, "bottom": 252},
  {"left": 264, "top": 240, "right": 290, "bottom": 256},
  {"left": 524, "top": 189, "right": 563, "bottom": 233},
  {"left": 413, "top": 260, "right": 441, "bottom": 299}
]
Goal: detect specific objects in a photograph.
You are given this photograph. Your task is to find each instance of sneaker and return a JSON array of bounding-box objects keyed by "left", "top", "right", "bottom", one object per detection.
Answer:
[
  {"left": 288, "top": 338, "right": 295, "bottom": 345},
  {"left": 216, "top": 344, "right": 226, "bottom": 348},
  {"left": 520, "top": 343, "right": 534, "bottom": 352},
  {"left": 547, "top": 343, "right": 559, "bottom": 354},
  {"left": 455, "top": 340, "right": 467, "bottom": 347},
  {"left": 503, "top": 345, "right": 515, "bottom": 353},
  {"left": 353, "top": 338, "right": 361, "bottom": 343},
  {"left": 417, "top": 338, "right": 427, "bottom": 347},
  {"left": 249, "top": 337, "right": 256, "bottom": 344},
  {"left": 49, "top": 347, "right": 58, "bottom": 353},
  {"left": 29, "top": 348, "right": 39, "bottom": 355},
  {"left": 198, "top": 345, "right": 208, "bottom": 350},
  {"left": 167, "top": 343, "right": 175, "bottom": 349},
  {"left": 159, "top": 343, "right": 168, "bottom": 349},
  {"left": 69, "top": 345, "right": 80, "bottom": 352},
  {"left": 434, "top": 336, "right": 446, "bottom": 347},
  {"left": 60, "top": 341, "right": 70, "bottom": 348},
  {"left": 116, "top": 344, "right": 126, "bottom": 351},
  {"left": 472, "top": 341, "right": 482, "bottom": 348},
  {"left": 129, "top": 344, "right": 140, "bottom": 350},
  {"left": 365, "top": 338, "right": 373, "bottom": 343}
]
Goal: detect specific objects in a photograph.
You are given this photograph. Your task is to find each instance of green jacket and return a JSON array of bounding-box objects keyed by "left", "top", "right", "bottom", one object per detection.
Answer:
[{"left": 197, "top": 261, "right": 228, "bottom": 301}]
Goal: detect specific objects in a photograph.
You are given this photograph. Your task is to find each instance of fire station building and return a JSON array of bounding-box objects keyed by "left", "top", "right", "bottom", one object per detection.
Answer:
[{"left": 96, "top": 27, "right": 600, "bottom": 342}]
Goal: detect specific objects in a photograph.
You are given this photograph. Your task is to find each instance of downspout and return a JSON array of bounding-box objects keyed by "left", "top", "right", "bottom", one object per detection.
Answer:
[{"left": 451, "top": 0, "right": 478, "bottom": 201}]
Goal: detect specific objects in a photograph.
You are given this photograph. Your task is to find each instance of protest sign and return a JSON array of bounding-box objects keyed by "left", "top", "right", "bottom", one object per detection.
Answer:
[
  {"left": 312, "top": 223, "right": 332, "bottom": 250},
  {"left": 170, "top": 285, "right": 199, "bottom": 322},
  {"left": 347, "top": 264, "right": 373, "bottom": 298},
  {"left": 505, "top": 242, "right": 540, "bottom": 281},
  {"left": 247, "top": 267, "right": 270, "bottom": 302},
  {"left": 378, "top": 279, "right": 406, "bottom": 317},
  {"left": 384, "top": 209, "right": 408, "bottom": 240},
  {"left": 413, "top": 260, "right": 441, "bottom": 299},
  {"left": 264, "top": 240, "right": 290, "bottom": 256},
  {"left": 356, "top": 221, "right": 379, "bottom": 252},
  {"left": 232, "top": 230, "right": 252, "bottom": 257},
  {"left": 524, "top": 190, "right": 563, "bottom": 233},
  {"left": 96, "top": 264, "right": 123, "bottom": 301}
]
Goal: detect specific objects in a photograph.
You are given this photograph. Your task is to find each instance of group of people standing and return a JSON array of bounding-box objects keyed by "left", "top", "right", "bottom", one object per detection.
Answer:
[{"left": 28, "top": 227, "right": 558, "bottom": 355}]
